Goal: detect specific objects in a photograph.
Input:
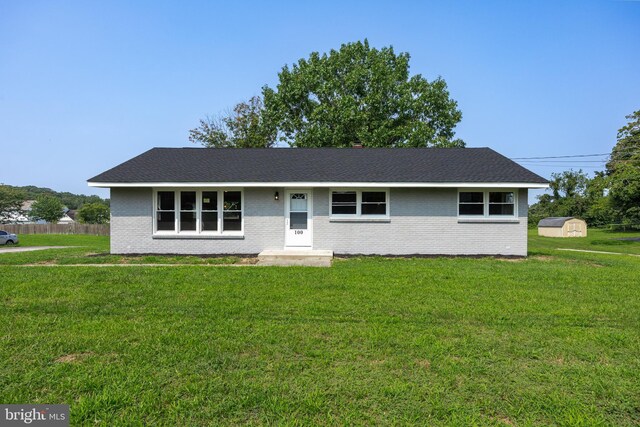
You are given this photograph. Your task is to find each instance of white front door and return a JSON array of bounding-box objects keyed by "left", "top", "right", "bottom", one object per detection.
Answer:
[{"left": 285, "top": 189, "right": 312, "bottom": 248}]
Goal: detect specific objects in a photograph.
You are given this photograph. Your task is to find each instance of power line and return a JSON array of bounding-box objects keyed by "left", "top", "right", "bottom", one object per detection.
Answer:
[
  {"left": 511, "top": 153, "right": 609, "bottom": 160},
  {"left": 518, "top": 160, "right": 607, "bottom": 163},
  {"left": 510, "top": 147, "right": 640, "bottom": 161}
]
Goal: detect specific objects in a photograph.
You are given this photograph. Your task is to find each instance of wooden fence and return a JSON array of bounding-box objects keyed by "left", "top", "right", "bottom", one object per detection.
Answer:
[{"left": 0, "top": 223, "right": 110, "bottom": 236}]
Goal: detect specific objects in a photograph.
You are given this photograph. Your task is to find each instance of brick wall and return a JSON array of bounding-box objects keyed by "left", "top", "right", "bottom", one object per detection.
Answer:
[
  {"left": 313, "top": 188, "right": 528, "bottom": 256},
  {"left": 110, "top": 187, "right": 529, "bottom": 256},
  {"left": 110, "top": 187, "right": 284, "bottom": 254}
]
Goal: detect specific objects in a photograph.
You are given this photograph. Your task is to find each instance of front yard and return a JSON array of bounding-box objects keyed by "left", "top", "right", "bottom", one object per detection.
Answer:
[{"left": 1, "top": 231, "right": 639, "bottom": 425}]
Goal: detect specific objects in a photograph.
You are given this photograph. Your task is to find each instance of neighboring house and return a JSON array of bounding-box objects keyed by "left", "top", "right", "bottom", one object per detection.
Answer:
[
  {"left": 0, "top": 200, "right": 41, "bottom": 224},
  {"left": 57, "top": 211, "right": 76, "bottom": 225},
  {"left": 88, "top": 147, "right": 548, "bottom": 256},
  {"left": 538, "top": 217, "right": 587, "bottom": 237}
]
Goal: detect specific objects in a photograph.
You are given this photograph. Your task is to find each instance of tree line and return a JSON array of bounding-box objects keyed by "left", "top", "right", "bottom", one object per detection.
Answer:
[
  {"left": 529, "top": 110, "right": 640, "bottom": 228},
  {"left": 0, "top": 185, "right": 110, "bottom": 224}
]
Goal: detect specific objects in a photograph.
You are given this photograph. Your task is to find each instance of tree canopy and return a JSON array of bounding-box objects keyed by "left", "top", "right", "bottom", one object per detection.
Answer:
[
  {"left": 607, "top": 110, "right": 640, "bottom": 224},
  {"left": 7, "top": 184, "right": 108, "bottom": 210},
  {"left": 77, "top": 203, "right": 110, "bottom": 224},
  {"left": 0, "top": 185, "right": 26, "bottom": 224},
  {"left": 189, "top": 96, "right": 276, "bottom": 148},
  {"left": 191, "top": 40, "right": 463, "bottom": 148},
  {"left": 30, "top": 195, "right": 65, "bottom": 223}
]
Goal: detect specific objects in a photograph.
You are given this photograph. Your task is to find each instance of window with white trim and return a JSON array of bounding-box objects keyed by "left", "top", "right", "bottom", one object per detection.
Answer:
[
  {"left": 156, "top": 191, "right": 175, "bottom": 231},
  {"left": 489, "top": 191, "right": 515, "bottom": 216},
  {"left": 201, "top": 191, "right": 218, "bottom": 231},
  {"left": 153, "top": 189, "right": 243, "bottom": 235},
  {"left": 458, "top": 190, "right": 516, "bottom": 217},
  {"left": 180, "top": 191, "right": 197, "bottom": 231},
  {"left": 330, "top": 189, "right": 389, "bottom": 218},
  {"left": 222, "top": 191, "right": 242, "bottom": 231}
]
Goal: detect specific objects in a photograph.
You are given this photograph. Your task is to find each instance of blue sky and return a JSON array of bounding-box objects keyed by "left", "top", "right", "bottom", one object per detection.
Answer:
[{"left": 1, "top": 0, "right": 638, "bottom": 201}]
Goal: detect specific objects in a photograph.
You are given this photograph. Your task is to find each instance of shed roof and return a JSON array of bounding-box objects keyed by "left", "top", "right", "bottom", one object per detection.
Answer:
[
  {"left": 538, "top": 217, "right": 579, "bottom": 227},
  {"left": 88, "top": 147, "right": 548, "bottom": 186}
]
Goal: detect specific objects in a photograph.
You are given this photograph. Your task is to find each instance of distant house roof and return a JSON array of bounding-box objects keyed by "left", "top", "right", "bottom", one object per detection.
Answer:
[
  {"left": 21, "top": 200, "right": 35, "bottom": 210},
  {"left": 538, "top": 217, "right": 578, "bottom": 227},
  {"left": 88, "top": 147, "right": 548, "bottom": 187}
]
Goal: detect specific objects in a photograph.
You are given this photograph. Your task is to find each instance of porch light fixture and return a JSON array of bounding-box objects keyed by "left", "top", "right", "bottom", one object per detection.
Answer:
[{"left": 274, "top": 191, "right": 279, "bottom": 201}]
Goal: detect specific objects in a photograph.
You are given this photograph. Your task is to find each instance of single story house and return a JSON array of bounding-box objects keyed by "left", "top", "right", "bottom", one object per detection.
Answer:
[
  {"left": 538, "top": 217, "right": 587, "bottom": 237},
  {"left": 88, "top": 147, "right": 548, "bottom": 256}
]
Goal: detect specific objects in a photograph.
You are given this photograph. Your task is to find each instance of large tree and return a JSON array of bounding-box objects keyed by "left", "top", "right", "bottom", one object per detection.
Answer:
[
  {"left": 606, "top": 110, "right": 640, "bottom": 224},
  {"left": 0, "top": 185, "right": 26, "bottom": 224},
  {"left": 189, "top": 96, "right": 276, "bottom": 148},
  {"left": 262, "top": 40, "right": 464, "bottom": 148},
  {"left": 30, "top": 195, "right": 65, "bottom": 223}
]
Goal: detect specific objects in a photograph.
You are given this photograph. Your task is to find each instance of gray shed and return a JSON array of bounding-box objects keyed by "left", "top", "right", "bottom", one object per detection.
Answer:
[{"left": 538, "top": 217, "right": 587, "bottom": 237}]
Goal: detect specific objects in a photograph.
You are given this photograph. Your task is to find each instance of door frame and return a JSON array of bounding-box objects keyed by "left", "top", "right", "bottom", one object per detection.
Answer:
[{"left": 284, "top": 188, "right": 313, "bottom": 249}]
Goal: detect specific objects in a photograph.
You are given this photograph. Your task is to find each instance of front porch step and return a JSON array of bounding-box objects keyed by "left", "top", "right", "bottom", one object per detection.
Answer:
[{"left": 257, "top": 249, "right": 333, "bottom": 267}]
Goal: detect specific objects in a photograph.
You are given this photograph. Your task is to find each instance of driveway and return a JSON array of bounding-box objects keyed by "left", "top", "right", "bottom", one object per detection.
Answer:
[{"left": 0, "top": 246, "right": 72, "bottom": 254}]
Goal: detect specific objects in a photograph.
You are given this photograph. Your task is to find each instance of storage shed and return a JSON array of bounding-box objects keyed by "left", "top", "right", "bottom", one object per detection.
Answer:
[{"left": 538, "top": 217, "right": 587, "bottom": 237}]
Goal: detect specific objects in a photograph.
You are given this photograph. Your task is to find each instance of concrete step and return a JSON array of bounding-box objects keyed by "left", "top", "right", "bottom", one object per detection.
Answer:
[{"left": 257, "top": 249, "right": 333, "bottom": 267}]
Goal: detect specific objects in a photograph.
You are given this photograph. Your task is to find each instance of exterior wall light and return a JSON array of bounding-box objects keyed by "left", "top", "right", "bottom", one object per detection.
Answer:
[{"left": 274, "top": 191, "right": 279, "bottom": 201}]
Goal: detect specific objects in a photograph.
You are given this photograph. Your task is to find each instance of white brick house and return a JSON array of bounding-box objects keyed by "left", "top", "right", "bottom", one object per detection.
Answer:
[{"left": 88, "top": 147, "right": 548, "bottom": 256}]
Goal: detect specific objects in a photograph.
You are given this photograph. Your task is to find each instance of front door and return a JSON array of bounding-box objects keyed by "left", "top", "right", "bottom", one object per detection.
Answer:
[{"left": 285, "top": 189, "right": 312, "bottom": 248}]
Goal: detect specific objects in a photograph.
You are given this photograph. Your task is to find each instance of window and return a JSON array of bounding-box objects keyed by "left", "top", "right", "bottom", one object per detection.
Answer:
[
  {"left": 459, "top": 192, "right": 484, "bottom": 216},
  {"left": 154, "top": 189, "right": 242, "bottom": 235},
  {"left": 180, "top": 191, "right": 197, "bottom": 231},
  {"left": 331, "top": 191, "right": 357, "bottom": 215},
  {"left": 361, "top": 192, "right": 387, "bottom": 215},
  {"left": 223, "top": 191, "right": 242, "bottom": 231},
  {"left": 458, "top": 190, "right": 516, "bottom": 218},
  {"left": 201, "top": 191, "right": 218, "bottom": 231},
  {"left": 156, "top": 191, "right": 175, "bottom": 231},
  {"left": 330, "top": 189, "right": 389, "bottom": 218},
  {"left": 489, "top": 192, "right": 515, "bottom": 216}
]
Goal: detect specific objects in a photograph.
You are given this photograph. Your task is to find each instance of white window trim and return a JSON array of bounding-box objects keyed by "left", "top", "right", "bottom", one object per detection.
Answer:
[
  {"left": 153, "top": 188, "right": 244, "bottom": 236},
  {"left": 329, "top": 188, "right": 390, "bottom": 220},
  {"left": 457, "top": 188, "right": 518, "bottom": 219}
]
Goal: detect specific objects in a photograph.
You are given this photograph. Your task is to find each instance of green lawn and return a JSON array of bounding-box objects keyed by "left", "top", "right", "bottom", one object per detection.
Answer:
[{"left": 1, "top": 232, "right": 639, "bottom": 425}]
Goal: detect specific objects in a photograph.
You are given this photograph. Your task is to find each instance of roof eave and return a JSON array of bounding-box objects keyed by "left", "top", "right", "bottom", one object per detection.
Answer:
[{"left": 88, "top": 181, "right": 549, "bottom": 189}]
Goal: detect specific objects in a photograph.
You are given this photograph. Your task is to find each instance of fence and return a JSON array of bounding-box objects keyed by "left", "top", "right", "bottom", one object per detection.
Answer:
[{"left": 0, "top": 223, "right": 110, "bottom": 236}]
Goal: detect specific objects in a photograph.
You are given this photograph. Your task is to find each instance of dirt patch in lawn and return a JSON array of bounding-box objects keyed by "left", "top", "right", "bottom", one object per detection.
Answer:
[
  {"left": 531, "top": 255, "right": 555, "bottom": 262},
  {"left": 54, "top": 352, "right": 94, "bottom": 363},
  {"left": 415, "top": 359, "right": 431, "bottom": 370}
]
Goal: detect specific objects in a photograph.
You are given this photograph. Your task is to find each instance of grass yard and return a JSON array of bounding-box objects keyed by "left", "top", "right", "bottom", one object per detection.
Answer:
[{"left": 1, "top": 231, "right": 639, "bottom": 425}]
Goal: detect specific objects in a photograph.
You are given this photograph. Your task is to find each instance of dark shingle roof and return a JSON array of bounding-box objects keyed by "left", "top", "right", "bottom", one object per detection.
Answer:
[
  {"left": 88, "top": 147, "right": 548, "bottom": 184},
  {"left": 538, "top": 217, "right": 576, "bottom": 227}
]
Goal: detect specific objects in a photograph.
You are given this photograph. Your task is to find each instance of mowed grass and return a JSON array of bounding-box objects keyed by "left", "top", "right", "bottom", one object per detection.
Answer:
[
  {"left": 0, "top": 235, "right": 240, "bottom": 265},
  {"left": 1, "top": 233, "right": 639, "bottom": 425}
]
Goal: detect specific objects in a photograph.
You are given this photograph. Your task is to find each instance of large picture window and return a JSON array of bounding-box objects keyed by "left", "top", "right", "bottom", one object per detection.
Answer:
[
  {"left": 330, "top": 189, "right": 389, "bottom": 218},
  {"left": 154, "top": 189, "right": 243, "bottom": 235},
  {"left": 458, "top": 190, "right": 516, "bottom": 218}
]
